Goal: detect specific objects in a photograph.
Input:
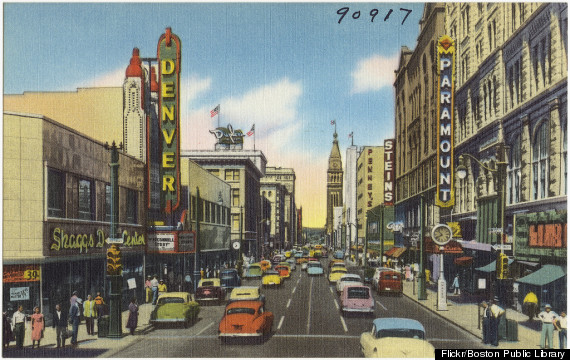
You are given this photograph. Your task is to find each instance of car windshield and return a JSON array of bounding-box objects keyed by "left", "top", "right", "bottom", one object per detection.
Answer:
[
  {"left": 235, "top": 291, "right": 256, "bottom": 296},
  {"left": 347, "top": 288, "right": 370, "bottom": 299},
  {"left": 227, "top": 308, "right": 256, "bottom": 315},
  {"left": 383, "top": 274, "right": 400, "bottom": 280},
  {"left": 249, "top": 265, "right": 261, "bottom": 270},
  {"left": 265, "top": 271, "right": 279, "bottom": 275},
  {"left": 376, "top": 329, "right": 425, "bottom": 340},
  {"left": 157, "top": 297, "right": 185, "bottom": 305},
  {"left": 332, "top": 269, "right": 347, "bottom": 274},
  {"left": 201, "top": 281, "right": 215, "bottom": 286},
  {"left": 308, "top": 263, "right": 321, "bottom": 268},
  {"left": 343, "top": 277, "right": 361, "bottom": 282}
]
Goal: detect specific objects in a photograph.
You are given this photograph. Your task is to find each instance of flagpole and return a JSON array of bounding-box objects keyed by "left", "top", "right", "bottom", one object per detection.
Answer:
[
  {"left": 254, "top": 124, "right": 256, "bottom": 151},
  {"left": 218, "top": 106, "right": 220, "bottom": 128}
]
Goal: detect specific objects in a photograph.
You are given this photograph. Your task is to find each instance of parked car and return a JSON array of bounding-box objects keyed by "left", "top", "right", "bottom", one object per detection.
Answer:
[
  {"left": 244, "top": 263, "right": 263, "bottom": 279},
  {"left": 371, "top": 267, "right": 393, "bottom": 290},
  {"left": 218, "top": 300, "right": 274, "bottom": 340},
  {"left": 377, "top": 270, "right": 403, "bottom": 296},
  {"left": 229, "top": 286, "right": 266, "bottom": 304},
  {"left": 328, "top": 267, "right": 348, "bottom": 284},
  {"left": 360, "top": 318, "right": 435, "bottom": 358},
  {"left": 220, "top": 268, "right": 241, "bottom": 290},
  {"left": 341, "top": 285, "right": 374, "bottom": 315},
  {"left": 150, "top": 292, "right": 200, "bottom": 328},
  {"left": 337, "top": 274, "right": 363, "bottom": 294},
  {"left": 307, "top": 261, "right": 324, "bottom": 276},
  {"left": 262, "top": 270, "right": 282, "bottom": 287},
  {"left": 196, "top": 278, "right": 226, "bottom": 304}
]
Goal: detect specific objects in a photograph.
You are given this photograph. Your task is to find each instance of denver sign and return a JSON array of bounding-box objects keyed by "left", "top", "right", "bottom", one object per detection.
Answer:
[
  {"left": 436, "top": 35, "right": 455, "bottom": 208},
  {"left": 158, "top": 28, "right": 181, "bottom": 213}
]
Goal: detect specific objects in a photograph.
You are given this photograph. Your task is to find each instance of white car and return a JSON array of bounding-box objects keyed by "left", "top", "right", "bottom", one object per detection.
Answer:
[
  {"left": 372, "top": 267, "right": 393, "bottom": 290},
  {"left": 301, "top": 262, "right": 309, "bottom": 271},
  {"left": 337, "top": 274, "right": 363, "bottom": 294}
]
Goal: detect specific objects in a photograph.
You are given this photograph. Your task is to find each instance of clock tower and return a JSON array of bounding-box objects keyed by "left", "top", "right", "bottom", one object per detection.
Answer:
[{"left": 325, "top": 130, "right": 343, "bottom": 235}]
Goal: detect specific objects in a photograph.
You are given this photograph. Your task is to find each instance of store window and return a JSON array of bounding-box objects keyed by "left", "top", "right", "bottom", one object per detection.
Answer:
[
  {"left": 78, "top": 179, "right": 94, "bottom": 220},
  {"left": 125, "top": 189, "right": 137, "bottom": 224},
  {"left": 532, "top": 121, "right": 550, "bottom": 200},
  {"left": 48, "top": 168, "right": 65, "bottom": 218}
]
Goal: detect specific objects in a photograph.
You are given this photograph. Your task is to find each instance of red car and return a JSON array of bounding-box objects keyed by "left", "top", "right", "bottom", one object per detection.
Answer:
[
  {"left": 218, "top": 300, "right": 274, "bottom": 340},
  {"left": 274, "top": 265, "right": 290, "bottom": 279},
  {"left": 377, "top": 270, "right": 403, "bottom": 296},
  {"left": 195, "top": 278, "right": 225, "bottom": 304}
]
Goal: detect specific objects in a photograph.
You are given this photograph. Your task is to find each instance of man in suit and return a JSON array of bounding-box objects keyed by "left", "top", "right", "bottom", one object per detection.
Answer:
[
  {"left": 53, "top": 304, "right": 68, "bottom": 348},
  {"left": 481, "top": 301, "right": 491, "bottom": 344}
]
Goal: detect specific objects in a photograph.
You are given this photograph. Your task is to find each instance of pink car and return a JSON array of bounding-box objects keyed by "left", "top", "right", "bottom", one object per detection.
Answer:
[{"left": 341, "top": 285, "right": 374, "bottom": 316}]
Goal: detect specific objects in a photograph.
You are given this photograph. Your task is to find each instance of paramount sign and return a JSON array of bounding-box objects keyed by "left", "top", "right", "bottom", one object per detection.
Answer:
[{"left": 436, "top": 35, "right": 455, "bottom": 208}]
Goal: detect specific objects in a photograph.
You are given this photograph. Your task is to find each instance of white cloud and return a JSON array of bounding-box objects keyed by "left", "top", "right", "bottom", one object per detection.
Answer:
[
  {"left": 82, "top": 68, "right": 125, "bottom": 88},
  {"left": 182, "top": 74, "right": 212, "bottom": 107},
  {"left": 351, "top": 54, "right": 399, "bottom": 94}
]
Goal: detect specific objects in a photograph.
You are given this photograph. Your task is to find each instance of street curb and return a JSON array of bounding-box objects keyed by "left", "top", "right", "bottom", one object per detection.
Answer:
[
  {"left": 402, "top": 291, "right": 484, "bottom": 340},
  {"left": 98, "top": 324, "right": 154, "bottom": 358}
]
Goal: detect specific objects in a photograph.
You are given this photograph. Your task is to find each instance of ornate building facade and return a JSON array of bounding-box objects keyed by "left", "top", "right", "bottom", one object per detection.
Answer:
[{"left": 326, "top": 131, "right": 344, "bottom": 238}]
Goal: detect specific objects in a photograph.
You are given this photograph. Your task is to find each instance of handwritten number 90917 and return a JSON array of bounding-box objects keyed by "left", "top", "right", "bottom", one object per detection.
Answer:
[{"left": 337, "top": 7, "right": 412, "bottom": 25}]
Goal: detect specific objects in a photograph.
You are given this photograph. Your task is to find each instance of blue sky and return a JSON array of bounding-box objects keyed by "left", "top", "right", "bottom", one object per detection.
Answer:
[{"left": 3, "top": 2, "right": 424, "bottom": 227}]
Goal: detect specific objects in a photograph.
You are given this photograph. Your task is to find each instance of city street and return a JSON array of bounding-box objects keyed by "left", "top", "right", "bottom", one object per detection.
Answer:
[{"left": 113, "top": 259, "right": 484, "bottom": 357}]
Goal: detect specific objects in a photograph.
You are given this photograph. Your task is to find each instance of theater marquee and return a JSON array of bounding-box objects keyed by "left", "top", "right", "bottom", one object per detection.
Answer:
[{"left": 436, "top": 35, "right": 455, "bottom": 208}]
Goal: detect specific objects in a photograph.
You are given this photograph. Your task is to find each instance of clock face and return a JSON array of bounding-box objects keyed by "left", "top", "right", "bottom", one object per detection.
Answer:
[
  {"left": 431, "top": 224, "right": 452, "bottom": 246},
  {"left": 232, "top": 241, "right": 241, "bottom": 250}
]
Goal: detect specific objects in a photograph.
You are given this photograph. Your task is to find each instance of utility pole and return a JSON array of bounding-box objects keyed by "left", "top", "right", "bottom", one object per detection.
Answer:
[{"left": 193, "top": 187, "right": 201, "bottom": 293}]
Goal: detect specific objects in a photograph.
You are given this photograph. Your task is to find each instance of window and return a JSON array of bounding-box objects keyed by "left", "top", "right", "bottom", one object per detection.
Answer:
[
  {"left": 208, "top": 169, "right": 220, "bottom": 177},
  {"left": 507, "top": 136, "right": 522, "bottom": 204},
  {"left": 532, "top": 122, "right": 550, "bottom": 200},
  {"left": 562, "top": 120, "right": 567, "bottom": 195},
  {"left": 190, "top": 196, "right": 197, "bottom": 220},
  {"left": 205, "top": 201, "right": 211, "bottom": 223},
  {"left": 48, "top": 169, "right": 65, "bottom": 218},
  {"left": 78, "top": 179, "right": 94, "bottom": 220},
  {"left": 105, "top": 184, "right": 112, "bottom": 222},
  {"left": 231, "top": 189, "right": 240, "bottom": 207},
  {"left": 125, "top": 189, "right": 137, "bottom": 224},
  {"left": 232, "top": 214, "right": 240, "bottom": 230},
  {"left": 216, "top": 204, "right": 221, "bottom": 224},
  {"left": 225, "top": 169, "right": 240, "bottom": 181},
  {"left": 222, "top": 206, "right": 226, "bottom": 225}
]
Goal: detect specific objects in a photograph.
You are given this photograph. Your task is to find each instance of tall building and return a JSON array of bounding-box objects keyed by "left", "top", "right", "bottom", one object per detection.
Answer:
[
  {"left": 446, "top": 3, "right": 567, "bottom": 309},
  {"left": 123, "top": 48, "right": 146, "bottom": 161},
  {"left": 394, "top": 3, "right": 446, "bottom": 249},
  {"left": 264, "top": 167, "right": 297, "bottom": 248},
  {"left": 260, "top": 180, "right": 286, "bottom": 252},
  {"left": 344, "top": 145, "right": 359, "bottom": 253},
  {"left": 326, "top": 130, "right": 344, "bottom": 239}
]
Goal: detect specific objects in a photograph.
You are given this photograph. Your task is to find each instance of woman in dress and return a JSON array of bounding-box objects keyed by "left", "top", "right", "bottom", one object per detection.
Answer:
[
  {"left": 30, "top": 306, "right": 44, "bottom": 348},
  {"left": 126, "top": 298, "right": 138, "bottom": 335}
]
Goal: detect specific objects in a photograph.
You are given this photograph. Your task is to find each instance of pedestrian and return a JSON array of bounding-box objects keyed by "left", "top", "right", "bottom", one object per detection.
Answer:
[
  {"left": 158, "top": 279, "right": 167, "bottom": 296},
  {"left": 126, "top": 298, "right": 138, "bottom": 336},
  {"left": 68, "top": 298, "right": 81, "bottom": 346},
  {"left": 489, "top": 300, "right": 505, "bottom": 346},
  {"left": 151, "top": 275, "right": 159, "bottom": 305},
  {"left": 52, "top": 304, "right": 68, "bottom": 348},
  {"left": 523, "top": 291, "right": 539, "bottom": 321},
  {"left": 94, "top": 292, "right": 105, "bottom": 318},
  {"left": 481, "top": 301, "right": 491, "bottom": 345},
  {"left": 405, "top": 265, "right": 412, "bottom": 281},
  {"left": 30, "top": 306, "right": 44, "bottom": 349},
  {"left": 11, "top": 305, "right": 26, "bottom": 349},
  {"left": 452, "top": 274, "right": 460, "bottom": 295},
  {"left": 3, "top": 312, "right": 14, "bottom": 348},
  {"left": 425, "top": 269, "right": 431, "bottom": 284},
  {"left": 539, "top": 304, "right": 558, "bottom": 349},
  {"left": 70, "top": 290, "right": 79, "bottom": 306},
  {"left": 555, "top": 311, "right": 566, "bottom": 349},
  {"left": 145, "top": 276, "right": 152, "bottom": 303},
  {"left": 83, "top": 295, "right": 96, "bottom": 336}
]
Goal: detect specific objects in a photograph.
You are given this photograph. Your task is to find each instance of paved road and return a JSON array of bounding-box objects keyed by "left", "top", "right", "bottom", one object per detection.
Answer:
[{"left": 113, "top": 258, "right": 485, "bottom": 357}]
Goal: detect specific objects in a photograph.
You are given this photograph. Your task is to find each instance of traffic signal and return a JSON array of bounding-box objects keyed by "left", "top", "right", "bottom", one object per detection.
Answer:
[
  {"left": 107, "top": 244, "right": 123, "bottom": 276},
  {"left": 496, "top": 253, "right": 509, "bottom": 279}
]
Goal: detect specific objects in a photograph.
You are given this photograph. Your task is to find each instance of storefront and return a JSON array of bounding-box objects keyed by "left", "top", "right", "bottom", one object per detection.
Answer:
[{"left": 3, "top": 265, "right": 42, "bottom": 317}]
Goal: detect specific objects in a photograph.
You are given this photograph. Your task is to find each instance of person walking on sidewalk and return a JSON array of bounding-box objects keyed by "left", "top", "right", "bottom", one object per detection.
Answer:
[
  {"left": 451, "top": 274, "right": 460, "bottom": 295},
  {"left": 481, "top": 301, "right": 491, "bottom": 345},
  {"left": 126, "top": 298, "right": 138, "bottom": 336},
  {"left": 145, "top": 276, "right": 152, "bottom": 303},
  {"left": 523, "top": 291, "right": 539, "bottom": 321},
  {"left": 52, "top": 304, "right": 67, "bottom": 348},
  {"left": 555, "top": 311, "right": 566, "bottom": 349},
  {"left": 69, "top": 298, "right": 81, "bottom": 346},
  {"left": 94, "top": 292, "right": 105, "bottom": 318},
  {"left": 83, "top": 295, "right": 96, "bottom": 336},
  {"left": 151, "top": 275, "right": 159, "bottom": 305},
  {"left": 539, "top": 304, "right": 558, "bottom": 349},
  {"left": 489, "top": 300, "right": 505, "bottom": 346},
  {"left": 30, "top": 306, "right": 44, "bottom": 349},
  {"left": 158, "top": 279, "right": 167, "bottom": 296},
  {"left": 11, "top": 305, "right": 26, "bottom": 349},
  {"left": 3, "top": 312, "right": 14, "bottom": 348}
]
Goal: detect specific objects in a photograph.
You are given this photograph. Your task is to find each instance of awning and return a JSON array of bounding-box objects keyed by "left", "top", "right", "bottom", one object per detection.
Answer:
[
  {"left": 456, "top": 240, "right": 493, "bottom": 252},
  {"left": 384, "top": 247, "right": 399, "bottom": 257},
  {"left": 454, "top": 256, "right": 473, "bottom": 266},
  {"left": 516, "top": 260, "right": 540, "bottom": 267},
  {"left": 391, "top": 247, "right": 407, "bottom": 258},
  {"left": 515, "top": 265, "right": 567, "bottom": 286},
  {"left": 475, "top": 258, "right": 515, "bottom": 273}
]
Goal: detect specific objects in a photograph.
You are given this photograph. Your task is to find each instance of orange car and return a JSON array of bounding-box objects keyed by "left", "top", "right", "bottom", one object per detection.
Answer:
[
  {"left": 259, "top": 260, "right": 271, "bottom": 272},
  {"left": 274, "top": 265, "right": 290, "bottom": 279},
  {"left": 218, "top": 300, "right": 274, "bottom": 340}
]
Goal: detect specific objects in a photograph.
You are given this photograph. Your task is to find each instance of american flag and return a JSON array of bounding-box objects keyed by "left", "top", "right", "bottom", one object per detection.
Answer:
[
  {"left": 247, "top": 124, "right": 255, "bottom": 137},
  {"left": 331, "top": 120, "right": 336, "bottom": 125},
  {"left": 210, "top": 105, "right": 220, "bottom": 117}
]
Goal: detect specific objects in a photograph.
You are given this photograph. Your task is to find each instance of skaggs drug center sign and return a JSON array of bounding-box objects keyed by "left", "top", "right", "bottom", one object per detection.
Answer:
[{"left": 436, "top": 35, "right": 455, "bottom": 208}]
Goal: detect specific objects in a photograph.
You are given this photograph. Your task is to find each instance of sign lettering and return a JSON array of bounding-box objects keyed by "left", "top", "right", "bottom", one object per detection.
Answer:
[
  {"left": 384, "top": 139, "right": 395, "bottom": 205},
  {"left": 209, "top": 124, "right": 245, "bottom": 145},
  {"left": 49, "top": 228, "right": 145, "bottom": 254},
  {"left": 436, "top": 35, "right": 455, "bottom": 207}
]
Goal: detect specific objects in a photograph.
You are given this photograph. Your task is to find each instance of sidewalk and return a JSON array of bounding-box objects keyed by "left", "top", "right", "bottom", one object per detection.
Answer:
[
  {"left": 401, "top": 280, "right": 558, "bottom": 349},
  {"left": 7, "top": 303, "right": 155, "bottom": 357}
]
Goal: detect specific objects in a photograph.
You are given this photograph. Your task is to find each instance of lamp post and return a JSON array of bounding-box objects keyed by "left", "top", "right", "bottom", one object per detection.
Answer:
[
  {"left": 237, "top": 206, "right": 244, "bottom": 277},
  {"left": 456, "top": 143, "right": 509, "bottom": 300},
  {"left": 193, "top": 187, "right": 201, "bottom": 294},
  {"left": 259, "top": 218, "right": 271, "bottom": 260}
]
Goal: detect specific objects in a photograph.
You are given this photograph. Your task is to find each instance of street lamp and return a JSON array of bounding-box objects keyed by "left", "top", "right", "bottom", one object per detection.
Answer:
[
  {"left": 259, "top": 218, "right": 271, "bottom": 260},
  {"left": 456, "top": 143, "right": 509, "bottom": 302}
]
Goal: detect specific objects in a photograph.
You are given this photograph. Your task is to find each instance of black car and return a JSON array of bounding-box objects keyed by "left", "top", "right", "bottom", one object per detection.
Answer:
[{"left": 220, "top": 269, "right": 241, "bottom": 291}]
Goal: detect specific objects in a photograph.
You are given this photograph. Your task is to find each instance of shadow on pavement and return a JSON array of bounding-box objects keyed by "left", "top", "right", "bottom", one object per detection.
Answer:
[{"left": 3, "top": 346, "right": 108, "bottom": 358}]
